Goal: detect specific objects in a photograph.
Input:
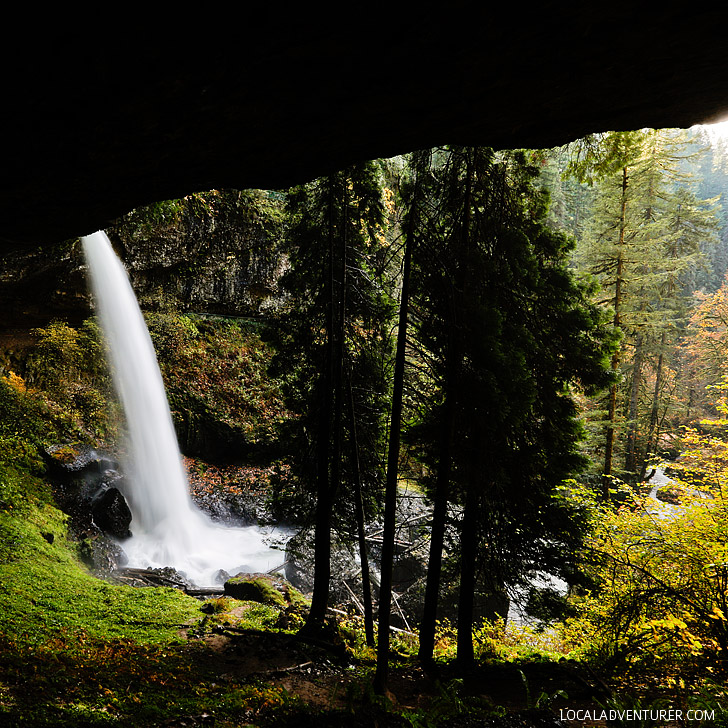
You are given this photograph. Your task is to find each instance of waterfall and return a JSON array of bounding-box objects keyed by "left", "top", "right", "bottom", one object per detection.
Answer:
[{"left": 82, "top": 231, "right": 286, "bottom": 585}]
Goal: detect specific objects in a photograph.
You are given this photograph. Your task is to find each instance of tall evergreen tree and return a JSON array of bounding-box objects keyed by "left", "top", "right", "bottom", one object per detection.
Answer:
[
  {"left": 269, "top": 163, "right": 393, "bottom": 634},
  {"left": 568, "top": 129, "right": 718, "bottom": 482},
  {"left": 406, "top": 147, "right": 615, "bottom": 669}
]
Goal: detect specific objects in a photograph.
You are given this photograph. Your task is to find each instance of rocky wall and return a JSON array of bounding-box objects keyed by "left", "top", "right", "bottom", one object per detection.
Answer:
[{"left": 0, "top": 188, "right": 286, "bottom": 338}]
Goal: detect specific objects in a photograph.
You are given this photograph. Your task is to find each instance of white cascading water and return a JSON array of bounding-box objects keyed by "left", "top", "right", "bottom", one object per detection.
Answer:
[{"left": 82, "top": 230, "right": 287, "bottom": 586}]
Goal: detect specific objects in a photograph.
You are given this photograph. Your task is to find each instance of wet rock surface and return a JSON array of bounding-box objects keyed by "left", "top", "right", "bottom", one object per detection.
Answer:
[
  {"left": 113, "top": 565, "right": 194, "bottom": 589},
  {"left": 0, "top": 190, "right": 285, "bottom": 335},
  {"left": 284, "top": 485, "right": 431, "bottom": 627},
  {"left": 44, "top": 444, "right": 133, "bottom": 571},
  {"left": 185, "top": 458, "right": 278, "bottom": 526},
  {"left": 90, "top": 486, "right": 132, "bottom": 540}
]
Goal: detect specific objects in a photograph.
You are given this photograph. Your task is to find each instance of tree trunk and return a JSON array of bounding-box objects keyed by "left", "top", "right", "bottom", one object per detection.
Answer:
[
  {"left": 456, "top": 483, "right": 479, "bottom": 670},
  {"left": 644, "top": 331, "right": 667, "bottom": 473},
  {"left": 329, "top": 173, "right": 347, "bottom": 528},
  {"left": 373, "top": 203, "right": 413, "bottom": 694},
  {"left": 418, "top": 386, "right": 455, "bottom": 665},
  {"left": 304, "top": 177, "right": 338, "bottom": 631},
  {"left": 603, "top": 165, "right": 629, "bottom": 495},
  {"left": 624, "top": 330, "right": 644, "bottom": 478},
  {"left": 347, "top": 374, "right": 375, "bottom": 646}
]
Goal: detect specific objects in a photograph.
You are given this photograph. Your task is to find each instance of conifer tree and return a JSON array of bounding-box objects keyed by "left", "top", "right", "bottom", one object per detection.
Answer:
[
  {"left": 406, "top": 147, "right": 615, "bottom": 669},
  {"left": 569, "top": 129, "right": 718, "bottom": 482},
  {"left": 269, "top": 163, "right": 393, "bottom": 635}
]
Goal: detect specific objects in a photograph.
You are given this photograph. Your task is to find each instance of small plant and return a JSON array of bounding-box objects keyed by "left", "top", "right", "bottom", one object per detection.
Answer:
[
  {"left": 203, "top": 596, "right": 233, "bottom": 614},
  {"left": 432, "top": 618, "right": 457, "bottom": 662},
  {"left": 342, "top": 672, "right": 392, "bottom": 714},
  {"left": 337, "top": 614, "right": 376, "bottom": 661},
  {"left": 518, "top": 668, "right": 568, "bottom": 709},
  {"left": 473, "top": 617, "right": 567, "bottom": 662},
  {"left": 401, "top": 678, "right": 505, "bottom": 728},
  {"left": 596, "top": 695, "right": 672, "bottom": 728}
]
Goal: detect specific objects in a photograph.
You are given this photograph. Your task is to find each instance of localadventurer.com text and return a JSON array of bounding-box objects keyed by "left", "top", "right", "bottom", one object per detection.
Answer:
[{"left": 560, "top": 708, "right": 714, "bottom": 723}]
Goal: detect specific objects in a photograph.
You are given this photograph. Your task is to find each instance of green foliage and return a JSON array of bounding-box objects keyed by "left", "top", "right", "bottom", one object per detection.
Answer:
[
  {"left": 0, "top": 463, "right": 314, "bottom": 726},
  {"left": 563, "top": 129, "right": 719, "bottom": 479},
  {"left": 473, "top": 619, "right": 567, "bottom": 663},
  {"left": 269, "top": 162, "right": 395, "bottom": 526},
  {"left": 407, "top": 146, "right": 616, "bottom": 619},
  {"left": 564, "top": 484, "right": 728, "bottom": 680},
  {"left": 0, "top": 461, "right": 54, "bottom": 517},
  {"left": 0, "top": 375, "right": 54, "bottom": 471},
  {"left": 566, "top": 131, "right": 646, "bottom": 185},
  {"left": 147, "top": 313, "right": 291, "bottom": 459},
  {"left": 0, "top": 500, "right": 200, "bottom": 645},
  {"left": 2, "top": 319, "right": 118, "bottom": 453},
  {"left": 425, "top": 616, "right": 567, "bottom": 665}
]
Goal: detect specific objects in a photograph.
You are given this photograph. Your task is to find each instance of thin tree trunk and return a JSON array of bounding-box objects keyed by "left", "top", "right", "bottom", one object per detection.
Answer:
[
  {"left": 456, "top": 483, "right": 479, "bottom": 670},
  {"left": 304, "top": 177, "right": 338, "bottom": 631},
  {"left": 347, "top": 374, "right": 375, "bottom": 646},
  {"left": 645, "top": 331, "right": 667, "bottom": 472},
  {"left": 373, "top": 200, "right": 413, "bottom": 694},
  {"left": 417, "top": 388, "right": 454, "bottom": 666},
  {"left": 625, "top": 330, "right": 644, "bottom": 478},
  {"left": 603, "top": 165, "right": 629, "bottom": 495},
  {"left": 454, "top": 149, "right": 477, "bottom": 670},
  {"left": 329, "top": 173, "right": 347, "bottom": 526},
  {"left": 420, "top": 149, "right": 472, "bottom": 667}
]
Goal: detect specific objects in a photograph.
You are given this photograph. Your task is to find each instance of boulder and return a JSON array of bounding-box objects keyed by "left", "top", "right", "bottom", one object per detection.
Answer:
[
  {"left": 224, "top": 572, "right": 307, "bottom": 612},
  {"left": 79, "top": 533, "right": 127, "bottom": 573},
  {"left": 91, "top": 486, "right": 132, "bottom": 540},
  {"left": 43, "top": 445, "right": 137, "bottom": 575}
]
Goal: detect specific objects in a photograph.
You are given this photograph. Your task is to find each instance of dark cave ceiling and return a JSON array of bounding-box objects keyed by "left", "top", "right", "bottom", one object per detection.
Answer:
[{"left": 3, "top": 7, "right": 728, "bottom": 249}]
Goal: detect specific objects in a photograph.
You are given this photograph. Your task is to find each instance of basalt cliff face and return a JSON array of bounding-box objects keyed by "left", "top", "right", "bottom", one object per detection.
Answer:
[
  {"left": 0, "top": 190, "right": 285, "bottom": 335},
  {"left": 3, "top": 8, "right": 728, "bottom": 250},
  {"left": 110, "top": 190, "right": 286, "bottom": 317}
]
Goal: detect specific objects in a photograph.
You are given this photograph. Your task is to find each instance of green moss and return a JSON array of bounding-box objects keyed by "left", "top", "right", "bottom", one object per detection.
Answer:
[
  {"left": 0, "top": 462, "right": 54, "bottom": 512},
  {"left": 238, "top": 601, "right": 281, "bottom": 629},
  {"left": 0, "top": 463, "right": 308, "bottom": 726},
  {"left": 224, "top": 574, "right": 287, "bottom": 607},
  {"left": 0, "top": 505, "right": 201, "bottom": 646},
  {"left": 285, "top": 583, "right": 310, "bottom": 613},
  {"left": 193, "top": 598, "right": 282, "bottom": 637}
]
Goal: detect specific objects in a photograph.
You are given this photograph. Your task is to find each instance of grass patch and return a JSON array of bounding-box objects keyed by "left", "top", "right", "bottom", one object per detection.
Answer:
[
  {"left": 0, "top": 498, "right": 201, "bottom": 646},
  {"left": 0, "top": 462, "right": 300, "bottom": 726}
]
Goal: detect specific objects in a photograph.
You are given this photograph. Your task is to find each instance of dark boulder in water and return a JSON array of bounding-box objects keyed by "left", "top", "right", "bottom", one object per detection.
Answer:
[{"left": 91, "top": 486, "right": 133, "bottom": 540}]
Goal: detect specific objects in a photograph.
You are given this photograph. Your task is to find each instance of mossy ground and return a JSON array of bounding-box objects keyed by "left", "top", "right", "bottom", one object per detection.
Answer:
[
  {"left": 0, "top": 462, "right": 307, "bottom": 727},
  {"left": 2, "top": 458, "right": 708, "bottom": 727}
]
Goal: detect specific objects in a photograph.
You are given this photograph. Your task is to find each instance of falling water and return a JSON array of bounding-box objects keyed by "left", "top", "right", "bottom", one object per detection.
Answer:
[{"left": 82, "top": 231, "right": 287, "bottom": 585}]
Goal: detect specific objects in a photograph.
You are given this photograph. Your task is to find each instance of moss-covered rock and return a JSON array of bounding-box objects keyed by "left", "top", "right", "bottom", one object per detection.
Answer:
[{"left": 223, "top": 572, "right": 307, "bottom": 612}]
